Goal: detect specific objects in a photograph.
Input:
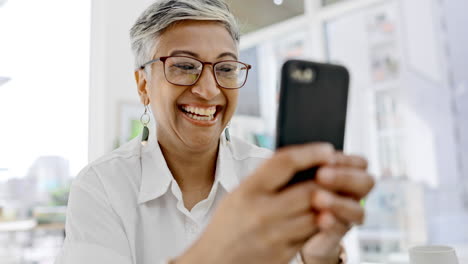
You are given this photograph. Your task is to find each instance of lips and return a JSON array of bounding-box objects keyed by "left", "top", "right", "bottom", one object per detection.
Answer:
[
  {"left": 181, "top": 105, "right": 216, "bottom": 118},
  {"left": 178, "top": 104, "right": 223, "bottom": 125}
]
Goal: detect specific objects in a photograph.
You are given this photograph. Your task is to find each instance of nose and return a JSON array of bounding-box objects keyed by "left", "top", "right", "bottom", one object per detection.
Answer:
[{"left": 191, "top": 66, "right": 221, "bottom": 100}]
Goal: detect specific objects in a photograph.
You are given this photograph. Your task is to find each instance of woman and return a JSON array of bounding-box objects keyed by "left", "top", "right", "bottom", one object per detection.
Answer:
[{"left": 56, "top": 0, "right": 374, "bottom": 263}]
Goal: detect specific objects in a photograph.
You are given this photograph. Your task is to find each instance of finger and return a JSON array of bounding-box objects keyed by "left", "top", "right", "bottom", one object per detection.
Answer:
[
  {"left": 312, "top": 190, "right": 365, "bottom": 225},
  {"left": 317, "top": 212, "right": 350, "bottom": 237},
  {"left": 301, "top": 212, "right": 349, "bottom": 256},
  {"left": 244, "top": 143, "right": 335, "bottom": 193},
  {"left": 284, "top": 244, "right": 306, "bottom": 264},
  {"left": 316, "top": 167, "right": 375, "bottom": 199},
  {"left": 279, "top": 212, "right": 318, "bottom": 244},
  {"left": 272, "top": 181, "right": 319, "bottom": 218},
  {"left": 334, "top": 152, "right": 368, "bottom": 170}
]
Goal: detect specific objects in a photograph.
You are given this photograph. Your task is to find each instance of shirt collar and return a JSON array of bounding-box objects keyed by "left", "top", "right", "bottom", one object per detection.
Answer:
[
  {"left": 137, "top": 127, "right": 239, "bottom": 204},
  {"left": 137, "top": 126, "right": 172, "bottom": 204},
  {"left": 214, "top": 133, "right": 239, "bottom": 192}
]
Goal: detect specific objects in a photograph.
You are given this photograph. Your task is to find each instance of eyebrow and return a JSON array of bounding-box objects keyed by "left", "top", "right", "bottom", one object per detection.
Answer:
[{"left": 169, "top": 50, "right": 238, "bottom": 60}]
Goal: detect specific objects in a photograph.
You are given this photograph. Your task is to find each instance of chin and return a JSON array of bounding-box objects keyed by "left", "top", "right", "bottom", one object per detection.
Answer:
[{"left": 183, "top": 133, "right": 221, "bottom": 151}]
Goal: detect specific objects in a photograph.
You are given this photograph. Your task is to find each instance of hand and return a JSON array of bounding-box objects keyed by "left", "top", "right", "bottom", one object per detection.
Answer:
[
  {"left": 300, "top": 153, "right": 375, "bottom": 264},
  {"left": 176, "top": 143, "right": 335, "bottom": 264}
]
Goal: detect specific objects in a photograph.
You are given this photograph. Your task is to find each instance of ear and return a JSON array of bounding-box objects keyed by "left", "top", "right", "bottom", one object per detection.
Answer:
[{"left": 135, "top": 70, "right": 149, "bottom": 105}]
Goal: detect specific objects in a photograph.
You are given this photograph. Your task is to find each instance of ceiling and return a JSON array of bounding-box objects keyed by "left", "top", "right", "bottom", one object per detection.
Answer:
[
  {"left": 0, "top": 0, "right": 305, "bottom": 33},
  {"left": 227, "top": 0, "right": 305, "bottom": 34}
]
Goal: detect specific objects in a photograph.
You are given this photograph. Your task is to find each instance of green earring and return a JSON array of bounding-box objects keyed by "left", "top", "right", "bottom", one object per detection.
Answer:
[
  {"left": 225, "top": 122, "right": 231, "bottom": 143},
  {"left": 140, "top": 104, "right": 150, "bottom": 146}
]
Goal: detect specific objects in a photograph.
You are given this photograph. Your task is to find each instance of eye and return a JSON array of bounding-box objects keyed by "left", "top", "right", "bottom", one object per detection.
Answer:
[
  {"left": 219, "top": 67, "right": 233, "bottom": 72},
  {"left": 217, "top": 64, "right": 237, "bottom": 73},
  {"left": 172, "top": 63, "right": 197, "bottom": 71}
]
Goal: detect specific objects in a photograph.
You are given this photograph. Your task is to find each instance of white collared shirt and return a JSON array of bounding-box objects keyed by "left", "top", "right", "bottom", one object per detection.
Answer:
[{"left": 55, "top": 129, "right": 283, "bottom": 264}]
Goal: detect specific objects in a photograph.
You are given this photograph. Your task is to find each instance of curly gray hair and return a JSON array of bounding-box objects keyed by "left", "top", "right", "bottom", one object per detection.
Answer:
[{"left": 130, "top": 0, "right": 240, "bottom": 70}]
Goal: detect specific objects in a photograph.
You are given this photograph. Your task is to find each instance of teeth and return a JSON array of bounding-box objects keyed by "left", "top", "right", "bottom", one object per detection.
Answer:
[
  {"left": 186, "top": 113, "right": 215, "bottom": 121},
  {"left": 182, "top": 105, "right": 216, "bottom": 116}
]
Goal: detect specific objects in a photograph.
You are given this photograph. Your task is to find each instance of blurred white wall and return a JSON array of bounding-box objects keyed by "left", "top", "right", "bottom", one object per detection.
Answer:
[
  {"left": 88, "top": 0, "right": 150, "bottom": 162},
  {"left": 444, "top": 0, "right": 468, "bottom": 208}
]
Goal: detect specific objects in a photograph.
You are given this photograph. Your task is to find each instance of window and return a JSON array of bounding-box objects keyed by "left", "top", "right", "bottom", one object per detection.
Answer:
[
  {"left": 240, "top": 0, "right": 468, "bottom": 262},
  {"left": 0, "top": 0, "right": 90, "bottom": 262}
]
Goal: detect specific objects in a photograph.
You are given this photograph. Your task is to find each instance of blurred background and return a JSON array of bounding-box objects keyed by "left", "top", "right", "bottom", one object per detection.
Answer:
[{"left": 0, "top": 0, "right": 467, "bottom": 263}]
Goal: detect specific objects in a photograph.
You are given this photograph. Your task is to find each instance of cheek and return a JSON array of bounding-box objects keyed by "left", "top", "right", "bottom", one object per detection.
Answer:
[
  {"left": 148, "top": 68, "right": 172, "bottom": 103},
  {"left": 148, "top": 80, "right": 184, "bottom": 121},
  {"left": 148, "top": 81, "right": 171, "bottom": 119},
  {"left": 225, "top": 90, "right": 239, "bottom": 116},
  {"left": 147, "top": 80, "right": 162, "bottom": 108}
]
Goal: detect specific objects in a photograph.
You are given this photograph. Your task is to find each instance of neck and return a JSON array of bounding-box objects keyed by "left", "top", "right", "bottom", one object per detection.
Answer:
[{"left": 157, "top": 129, "right": 219, "bottom": 193}]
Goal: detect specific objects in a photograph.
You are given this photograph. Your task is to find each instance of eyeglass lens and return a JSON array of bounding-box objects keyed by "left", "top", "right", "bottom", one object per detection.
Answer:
[{"left": 164, "top": 56, "right": 248, "bottom": 89}]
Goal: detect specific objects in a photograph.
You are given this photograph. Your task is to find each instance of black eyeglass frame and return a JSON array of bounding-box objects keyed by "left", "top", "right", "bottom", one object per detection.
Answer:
[{"left": 138, "top": 56, "right": 252, "bottom": 89}]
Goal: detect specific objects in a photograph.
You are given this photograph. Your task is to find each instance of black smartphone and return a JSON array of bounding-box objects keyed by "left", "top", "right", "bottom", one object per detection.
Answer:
[{"left": 275, "top": 60, "right": 350, "bottom": 186}]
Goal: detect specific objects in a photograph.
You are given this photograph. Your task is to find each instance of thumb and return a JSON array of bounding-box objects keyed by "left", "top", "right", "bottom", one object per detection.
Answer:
[{"left": 243, "top": 143, "right": 335, "bottom": 193}]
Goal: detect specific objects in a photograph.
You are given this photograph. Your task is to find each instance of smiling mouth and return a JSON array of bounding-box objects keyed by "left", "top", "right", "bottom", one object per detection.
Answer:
[{"left": 179, "top": 104, "right": 222, "bottom": 122}]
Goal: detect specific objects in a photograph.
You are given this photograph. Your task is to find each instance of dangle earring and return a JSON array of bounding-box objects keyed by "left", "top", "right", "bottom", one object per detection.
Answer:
[
  {"left": 140, "top": 104, "right": 151, "bottom": 146},
  {"left": 224, "top": 122, "right": 231, "bottom": 143}
]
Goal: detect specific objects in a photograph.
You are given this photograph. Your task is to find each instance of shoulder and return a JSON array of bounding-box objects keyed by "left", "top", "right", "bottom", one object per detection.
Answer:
[
  {"left": 226, "top": 136, "right": 273, "bottom": 180},
  {"left": 89, "top": 137, "right": 142, "bottom": 169},
  {"left": 229, "top": 136, "right": 273, "bottom": 161},
  {"left": 73, "top": 137, "right": 142, "bottom": 197}
]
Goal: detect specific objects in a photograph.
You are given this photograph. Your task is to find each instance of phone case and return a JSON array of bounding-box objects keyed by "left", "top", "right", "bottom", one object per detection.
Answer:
[{"left": 276, "top": 60, "right": 350, "bottom": 186}]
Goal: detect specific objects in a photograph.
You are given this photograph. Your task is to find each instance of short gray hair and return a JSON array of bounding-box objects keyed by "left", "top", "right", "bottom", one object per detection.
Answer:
[{"left": 130, "top": 0, "right": 240, "bottom": 70}]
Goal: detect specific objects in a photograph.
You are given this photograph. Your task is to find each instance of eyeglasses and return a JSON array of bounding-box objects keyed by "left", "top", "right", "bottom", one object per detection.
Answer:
[{"left": 139, "top": 56, "right": 251, "bottom": 89}]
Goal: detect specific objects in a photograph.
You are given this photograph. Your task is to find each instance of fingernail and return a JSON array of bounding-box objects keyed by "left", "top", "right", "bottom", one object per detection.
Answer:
[
  {"left": 316, "top": 192, "right": 333, "bottom": 208},
  {"left": 319, "top": 168, "right": 335, "bottom": 184}
]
